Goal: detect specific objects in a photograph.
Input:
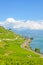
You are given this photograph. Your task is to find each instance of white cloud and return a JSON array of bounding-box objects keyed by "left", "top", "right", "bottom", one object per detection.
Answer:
[
  {"left": 0, "top": 18, "right": 43, "bottom": 30},
  {"left": 6, "top": 18, "right": 15, "bottom": 23}
]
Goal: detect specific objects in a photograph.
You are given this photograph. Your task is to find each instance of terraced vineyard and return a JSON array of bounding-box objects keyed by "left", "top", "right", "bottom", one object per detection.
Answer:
[{"left": 0, "top": 26, "right": 43, "bottom": 65}]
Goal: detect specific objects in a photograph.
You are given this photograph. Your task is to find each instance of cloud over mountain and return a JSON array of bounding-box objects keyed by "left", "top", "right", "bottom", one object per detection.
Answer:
[{"left": 0, "top": 18, "right": 43, "bottom": 30}]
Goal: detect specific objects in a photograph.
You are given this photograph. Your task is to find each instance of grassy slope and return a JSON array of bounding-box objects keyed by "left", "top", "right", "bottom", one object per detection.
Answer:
[{"left": 0, "top": 26, "right": 43, "bottom": 65}]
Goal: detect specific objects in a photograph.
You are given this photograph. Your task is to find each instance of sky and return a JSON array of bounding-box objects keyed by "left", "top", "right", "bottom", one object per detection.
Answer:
[
  {"left": 0, "top": 0, "right": 43, "bottom": 20},
  {"left": 0, "top": 0, "right": 43, "bottom": 30}
]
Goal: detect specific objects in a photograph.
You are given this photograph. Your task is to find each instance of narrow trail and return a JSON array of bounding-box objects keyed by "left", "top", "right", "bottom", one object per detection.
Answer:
[
  {"left": 21, "top": 39, "right": 43, "bottom": 58},
  {"left": 0, "top": 38, "right": 43, "bottom": 58},
  {"left": 0, "top": 37, "right": 18, "bottom": 41}
]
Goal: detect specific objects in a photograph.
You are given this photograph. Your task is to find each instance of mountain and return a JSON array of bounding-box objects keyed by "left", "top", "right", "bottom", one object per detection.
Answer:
[{"left": 0, "top": 26, "right": 43, "bottom": 65}]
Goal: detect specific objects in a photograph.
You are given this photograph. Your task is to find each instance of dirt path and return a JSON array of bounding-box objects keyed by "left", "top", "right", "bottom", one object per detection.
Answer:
[{"left": 21, "top": 39, "right": 43, "bottom": 58}]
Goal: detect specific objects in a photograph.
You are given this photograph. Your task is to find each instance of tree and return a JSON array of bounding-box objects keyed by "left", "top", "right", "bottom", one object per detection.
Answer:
[
  {"left": 35, "top": 48, "right": 40, "bottom": 53},
  {"left": 30, "top": 37, "right": 33, "bottom": 40},
  {"left": 9, "top": 28, "right": 11, "bottom": 30}
]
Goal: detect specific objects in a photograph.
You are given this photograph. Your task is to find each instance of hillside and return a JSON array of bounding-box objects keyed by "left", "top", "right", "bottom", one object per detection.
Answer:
[{"left": 0, "top": 26, "right": 43, "bottom": 65}]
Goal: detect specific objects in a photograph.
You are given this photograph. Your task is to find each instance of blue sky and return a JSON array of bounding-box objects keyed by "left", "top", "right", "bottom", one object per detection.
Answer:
[{"left": 0, "top": 0, "right": 43, "bottom": 21}]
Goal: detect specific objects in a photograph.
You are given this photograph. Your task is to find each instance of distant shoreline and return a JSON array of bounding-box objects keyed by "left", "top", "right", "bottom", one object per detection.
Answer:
[{"left": 28, "top": 38, "right": 43, "bottom": 57}]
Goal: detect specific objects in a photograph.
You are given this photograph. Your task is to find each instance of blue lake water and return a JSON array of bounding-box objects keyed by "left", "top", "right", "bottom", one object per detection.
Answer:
[
  {"left": 13, "top": 29, "right": 43, "bottom": 53},
  {"left": 30, "top": 37, "right": 43, "bottom": 53}
]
